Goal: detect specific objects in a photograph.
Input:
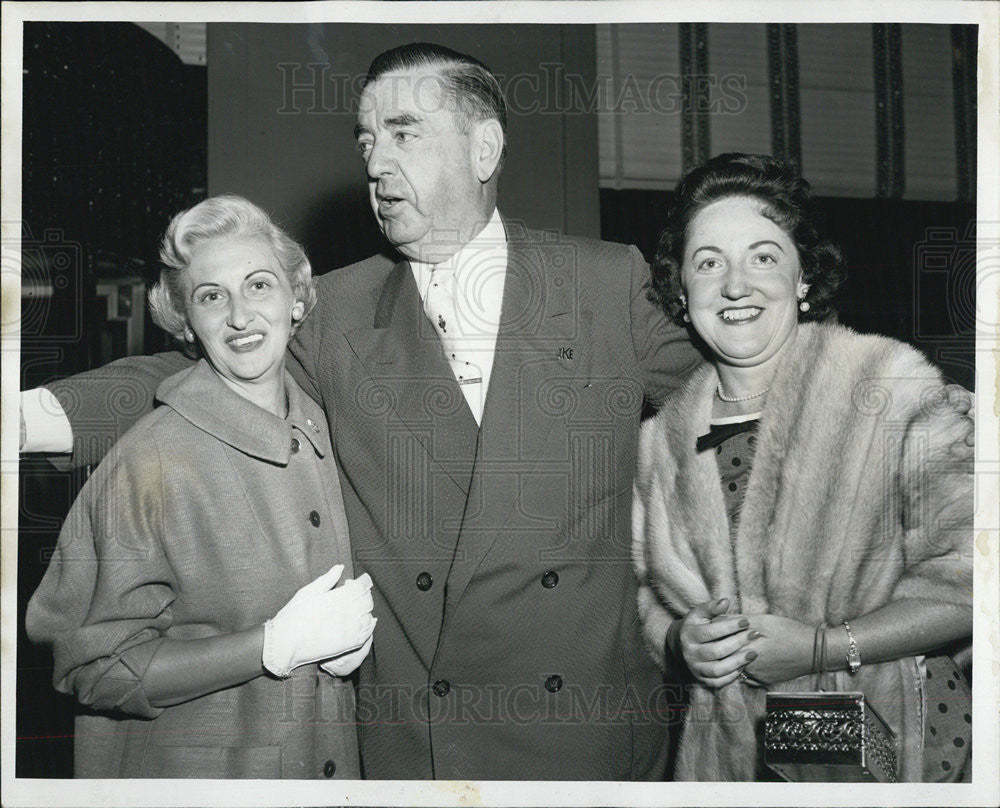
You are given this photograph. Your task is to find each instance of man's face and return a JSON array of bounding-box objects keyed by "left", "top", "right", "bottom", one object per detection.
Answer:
[{"left": 356, "top": 68, "right": 490, "bottom": 262}]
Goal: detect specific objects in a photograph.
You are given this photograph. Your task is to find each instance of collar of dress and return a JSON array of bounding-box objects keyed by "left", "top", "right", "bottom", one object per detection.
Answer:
[{"left": 155, "top": 359, "right": 327, "bottom": 464}]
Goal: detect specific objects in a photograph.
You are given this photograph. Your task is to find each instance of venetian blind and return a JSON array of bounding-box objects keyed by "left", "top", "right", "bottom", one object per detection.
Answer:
[{"left": 597, "top": 22, "right": 968, "bottom": 201}]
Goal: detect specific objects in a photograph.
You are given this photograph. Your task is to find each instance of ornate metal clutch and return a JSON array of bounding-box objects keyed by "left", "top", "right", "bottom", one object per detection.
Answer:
[{"left": 763, "top": 692, "right": 898, "bottom": 782}]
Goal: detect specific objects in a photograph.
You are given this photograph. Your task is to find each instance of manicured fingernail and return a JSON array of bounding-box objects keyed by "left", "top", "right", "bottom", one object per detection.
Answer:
[
  {"left": 738, "top": 618, "right": 749, "bottom": 629},
  {"left": 745, "top": 651, "right": 758, "bottom": 662},
  {"left": 748, "top": 630, "right": 761, "bottom": 640}
]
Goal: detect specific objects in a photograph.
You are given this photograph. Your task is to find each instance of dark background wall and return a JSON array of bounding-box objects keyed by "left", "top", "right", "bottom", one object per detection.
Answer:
[{"left": 206, "top": 23, "right": 601, "bottom": 274}]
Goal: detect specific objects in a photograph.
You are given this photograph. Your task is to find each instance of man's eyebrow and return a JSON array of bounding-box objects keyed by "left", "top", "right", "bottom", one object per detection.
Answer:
[
  {"left": 386, "top": 113, "right": 422, "bottom": 128},
  {"left": 353, "top": 113, "right": 422, "bottom": 141}
]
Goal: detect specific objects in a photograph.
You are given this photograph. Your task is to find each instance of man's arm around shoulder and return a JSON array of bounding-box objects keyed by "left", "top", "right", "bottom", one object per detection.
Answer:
[{"left": 22, "top": 351, "right": 194, "bottom": 468}]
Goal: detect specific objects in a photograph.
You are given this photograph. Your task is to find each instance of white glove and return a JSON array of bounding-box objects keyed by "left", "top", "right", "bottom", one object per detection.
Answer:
[
  {"left": 262, "top": 566, "right": 375, "bottom": 678},
  {"left": 321, "top": 633, "right": 374, "bottom": 678}
]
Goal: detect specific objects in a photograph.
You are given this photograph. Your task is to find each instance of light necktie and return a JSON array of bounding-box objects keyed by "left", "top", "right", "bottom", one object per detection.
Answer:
[{"left": 423, "top": 264, "right": 484, "bottom": 421}]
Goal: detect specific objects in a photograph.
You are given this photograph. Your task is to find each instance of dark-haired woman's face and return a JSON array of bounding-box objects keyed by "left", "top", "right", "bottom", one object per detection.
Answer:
[{"left": 682, "top": 196, "right": 802, "bottom": 372}]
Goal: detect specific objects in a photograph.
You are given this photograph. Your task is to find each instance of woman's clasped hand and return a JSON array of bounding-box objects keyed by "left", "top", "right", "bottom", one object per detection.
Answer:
[{"left": 263, "top": 565, "right": 376, "bottom": 678}]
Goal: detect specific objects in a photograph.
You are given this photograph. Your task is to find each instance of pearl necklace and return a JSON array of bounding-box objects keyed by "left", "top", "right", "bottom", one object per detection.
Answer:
[{"left": 717, "top": 382, "right": 769, "bottom": 403}]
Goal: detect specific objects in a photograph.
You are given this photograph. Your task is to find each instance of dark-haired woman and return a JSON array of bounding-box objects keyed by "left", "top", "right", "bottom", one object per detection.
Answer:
[{"left": 632, "top": 153, "right": 972, "bottom": 781}]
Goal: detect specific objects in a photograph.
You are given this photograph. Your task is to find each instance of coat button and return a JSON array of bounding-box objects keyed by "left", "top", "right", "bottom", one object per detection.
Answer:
[
  {"left": 433, "top": 679, "right": 450, "bottom": 697},
  {"left": 309, "top": 510, "right": 321, "bottom": 527},
  {"left": 416, "top": 572, "right": 433, "bottom": 591},
  {"left": 541, "top": 570, "right": 559, "bottom": 589},
  {"left": 545, "top": 674, "right": 563, "bottom": 693},
  {"left": 291, "top": 437, "right": 300, "bottom": 453},
  {"left": 323, "top": 759, "right": 336, "bottom": 778}
]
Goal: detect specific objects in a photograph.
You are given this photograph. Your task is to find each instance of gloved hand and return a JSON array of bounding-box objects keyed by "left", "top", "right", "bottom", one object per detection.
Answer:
[
  {"left": 262, "top": 565, "right": 375, "bottom": 678},
  {"left": 321, "top": 633, "right": 375, "bottom": 678}
]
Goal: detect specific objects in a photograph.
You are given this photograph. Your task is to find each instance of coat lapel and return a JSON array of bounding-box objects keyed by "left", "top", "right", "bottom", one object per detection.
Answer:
[
  {"left": 442, "top": 225, "right": 593, "bottom": 615},
  {"left": 343, "top": 260, "right": 480, "bottom": 499}
]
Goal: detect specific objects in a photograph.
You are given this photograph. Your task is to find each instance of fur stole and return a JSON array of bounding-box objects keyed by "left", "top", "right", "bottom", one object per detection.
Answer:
[{"left": 632, "top": 323, "right": 973, "bottom": 781}]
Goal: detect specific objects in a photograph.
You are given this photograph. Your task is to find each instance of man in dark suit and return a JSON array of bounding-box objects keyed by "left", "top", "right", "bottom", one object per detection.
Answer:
[{"left": 24, "top": 43, "right": 700, "bottom": 779}]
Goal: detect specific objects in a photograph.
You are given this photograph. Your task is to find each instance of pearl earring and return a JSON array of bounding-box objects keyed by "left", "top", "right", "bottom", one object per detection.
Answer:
[
  {"left": 799, "top": 300, "right": 810, "bottom": 312},
  {"left": 679, "top": 294, "right": 690, "bottom": 322}
]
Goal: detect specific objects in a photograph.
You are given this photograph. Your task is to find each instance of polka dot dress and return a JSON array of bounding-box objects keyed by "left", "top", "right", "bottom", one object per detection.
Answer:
[
  {"left": 714, "top": 426, "right": 759, "bottom": 535},
  {"left": 921, "top": 655, "right": 972, "bottom": 782}
]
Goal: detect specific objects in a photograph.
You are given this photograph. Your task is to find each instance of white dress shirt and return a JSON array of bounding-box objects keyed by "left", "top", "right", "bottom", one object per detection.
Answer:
[
  {"left": 20, "top": 386, "right": 73, "bottom": 453},
  {"left": 409, "top": 208, "right": 507, "bottom": 425}
]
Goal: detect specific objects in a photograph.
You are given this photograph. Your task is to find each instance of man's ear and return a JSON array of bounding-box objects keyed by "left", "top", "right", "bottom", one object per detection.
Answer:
[{"left": 472, "top": 119, "right": 504, "bottom": 182}]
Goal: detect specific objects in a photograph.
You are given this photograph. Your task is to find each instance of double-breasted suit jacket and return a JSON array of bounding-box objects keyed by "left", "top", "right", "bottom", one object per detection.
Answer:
[
  {"left": 46, "top": 220, "right": 699, "bottom": 780},
  {"left": 287, "top": 221, "right": 697, "bottom": 779}
]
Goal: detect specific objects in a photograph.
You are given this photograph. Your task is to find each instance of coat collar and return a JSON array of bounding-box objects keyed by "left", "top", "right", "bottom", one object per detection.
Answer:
[{"left": 156, "top": 359, "right": 328, "bottom": 464}]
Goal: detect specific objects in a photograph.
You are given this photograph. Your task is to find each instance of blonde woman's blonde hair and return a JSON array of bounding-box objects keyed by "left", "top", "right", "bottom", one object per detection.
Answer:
[{"left": 148, "top": 194, "right": 317, "bottom": 341}]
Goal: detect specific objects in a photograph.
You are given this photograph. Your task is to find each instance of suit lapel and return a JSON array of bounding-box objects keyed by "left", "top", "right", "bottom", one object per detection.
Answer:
[
  {"left": 343, "top": 260, "right": 480, "bottom": 498},
  {"left": 443, "top": 226, "right": 593, "bottom": 616}
]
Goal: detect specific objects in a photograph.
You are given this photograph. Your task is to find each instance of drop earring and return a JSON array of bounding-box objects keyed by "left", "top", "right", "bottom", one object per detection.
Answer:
[
  {"left": 797, "top": 283, "right": 810, "bottom": 313},
  {"left": 679, "top": 294, "right": 690, "bottom": 323}
]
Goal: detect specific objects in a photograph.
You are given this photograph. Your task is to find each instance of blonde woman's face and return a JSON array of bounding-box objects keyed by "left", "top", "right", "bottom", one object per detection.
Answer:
[{"left": 182, "top": 236, "right": 301, "bottom": 392}]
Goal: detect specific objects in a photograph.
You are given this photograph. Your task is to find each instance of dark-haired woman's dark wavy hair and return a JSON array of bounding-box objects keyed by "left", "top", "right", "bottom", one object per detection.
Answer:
[{"left": 649, "top": 153, "right": 845, "bottom": 326}]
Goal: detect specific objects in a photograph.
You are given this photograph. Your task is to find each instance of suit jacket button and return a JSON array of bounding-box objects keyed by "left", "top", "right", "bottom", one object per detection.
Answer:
[
  {"left": 416, "top": 572, "right": 433, "bottom": 591},
  {"left": 323, "top": 759, "right": 336, "bottom": 778},
  {"left": 309, "top": 510, "right": 321, "bottom": 527},
  {"left": 541, "top": 570, "right": 559, "bottom": 588},
  {"left": 433, "top": 679, "right": 450, "bottom": 697},
  {"left": 545, "top": 674, "right": 563, "bottom": 693},
  {"left": 291, "top": 437, "right": 300, "bottom": 453}
]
